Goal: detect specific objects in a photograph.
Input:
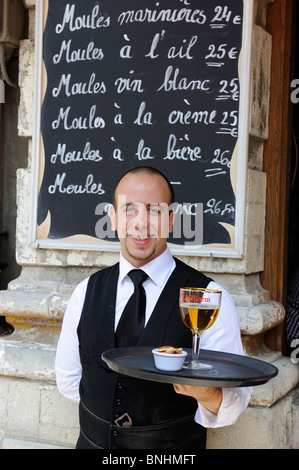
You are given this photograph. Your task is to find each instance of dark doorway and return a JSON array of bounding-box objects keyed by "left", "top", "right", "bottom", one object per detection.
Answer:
[
  {"left": 285, "top": 0, "right": 299, "bottom": 357},
  {"left": 0, "top": 55, "right": 27, "bottom": 336}
]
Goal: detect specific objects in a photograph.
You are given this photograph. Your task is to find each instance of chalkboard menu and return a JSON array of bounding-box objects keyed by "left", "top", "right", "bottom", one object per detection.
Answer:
[{"left": 32, "top": 0, "right": 253, "bottom": 257}]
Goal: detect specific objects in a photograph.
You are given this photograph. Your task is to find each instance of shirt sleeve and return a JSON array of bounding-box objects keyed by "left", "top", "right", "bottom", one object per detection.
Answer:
[
  {"left": 194, "top": 281, "right": 251, "bottom": 428},
  {"left": 55, "top": 278, "right": 89, "bottom": 403}
]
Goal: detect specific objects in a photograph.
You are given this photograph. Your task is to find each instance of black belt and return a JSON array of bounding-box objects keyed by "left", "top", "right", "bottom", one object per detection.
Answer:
[{"left": 77, "top": 401, "right": 206, "bottom": 449}]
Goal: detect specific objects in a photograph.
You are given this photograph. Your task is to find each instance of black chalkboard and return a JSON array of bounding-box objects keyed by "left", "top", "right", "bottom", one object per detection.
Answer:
[{"left": 34, "top": 0, "right": 251, "bottom": 255}]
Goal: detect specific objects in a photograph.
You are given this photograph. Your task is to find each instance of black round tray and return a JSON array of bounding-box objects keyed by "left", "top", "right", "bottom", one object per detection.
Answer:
[{"left": 101, "top": 347, "right": 278, "bottom": 387}]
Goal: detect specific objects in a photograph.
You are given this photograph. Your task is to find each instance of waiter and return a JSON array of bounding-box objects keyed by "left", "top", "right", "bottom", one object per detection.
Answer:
[{"left": 55, "top": 166, "right": 251, "bottom": 449}]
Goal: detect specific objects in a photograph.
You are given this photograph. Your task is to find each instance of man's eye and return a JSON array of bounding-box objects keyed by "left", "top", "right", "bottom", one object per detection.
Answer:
[
  {"left": 149, "top": 208, "right": 160, "bottom": 215},
  {"left": 125, "top": 207, "right": 136, "bottom": 214}
]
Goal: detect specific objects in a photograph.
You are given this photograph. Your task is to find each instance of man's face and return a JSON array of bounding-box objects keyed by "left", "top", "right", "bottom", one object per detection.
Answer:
[{"left": 110, "top": 172, "right": 174, "bottom": 267}]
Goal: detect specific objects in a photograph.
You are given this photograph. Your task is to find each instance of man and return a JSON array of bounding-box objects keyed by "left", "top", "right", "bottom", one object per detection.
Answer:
[{"left": 55, "top": 166, "right": 251, "bottom": 449}]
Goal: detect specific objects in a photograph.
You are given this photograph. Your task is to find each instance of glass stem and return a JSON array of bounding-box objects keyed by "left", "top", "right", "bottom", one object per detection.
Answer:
[{"left": 192, "top": 332, "right": 201, "bottom": 363}]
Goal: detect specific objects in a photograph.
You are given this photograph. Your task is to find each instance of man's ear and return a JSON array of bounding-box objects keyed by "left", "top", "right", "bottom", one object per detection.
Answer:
[
  {"left": 110, "top": 207, "right": 117, "bottom": 231},
  {"left": 169, "top": 209, "right": 175, "bottom": 234}
]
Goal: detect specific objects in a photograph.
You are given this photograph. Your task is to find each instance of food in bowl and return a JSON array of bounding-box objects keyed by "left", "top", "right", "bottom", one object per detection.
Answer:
[
  {"left": 157, "top": 346, "right": 183, "bottom": 354},
  {"left": 152, "top": 346, "right": 188, "bottom": 371}
]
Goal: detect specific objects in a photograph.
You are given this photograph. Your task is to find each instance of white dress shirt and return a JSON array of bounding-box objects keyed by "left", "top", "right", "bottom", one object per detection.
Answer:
[{"left": 55, "top": 247, "right": 251, "bottom": 428}]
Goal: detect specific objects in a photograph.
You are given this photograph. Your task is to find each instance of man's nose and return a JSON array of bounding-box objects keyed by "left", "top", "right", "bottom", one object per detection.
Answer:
[{"left": 134, "top": 207, "right": 148, "bottom": 230}]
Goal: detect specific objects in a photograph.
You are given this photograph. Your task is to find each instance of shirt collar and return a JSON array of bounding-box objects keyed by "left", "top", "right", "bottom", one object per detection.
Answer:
[{"left": 119, "top": 246, "right": 175, "bottom": 287}]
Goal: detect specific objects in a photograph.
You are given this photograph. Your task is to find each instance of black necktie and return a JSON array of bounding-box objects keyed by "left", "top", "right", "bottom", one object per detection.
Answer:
[{"left": 115, "top": 269, "right": 149, "bottom": 347}]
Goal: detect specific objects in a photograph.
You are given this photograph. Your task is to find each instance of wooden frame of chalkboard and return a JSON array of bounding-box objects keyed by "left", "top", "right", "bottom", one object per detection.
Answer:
[{"left": 30, "top": 0, "right": 254, "bottom": 258}]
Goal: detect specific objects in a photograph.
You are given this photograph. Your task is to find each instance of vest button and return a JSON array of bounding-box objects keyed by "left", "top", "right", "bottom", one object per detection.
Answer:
[
  {"left": 113, "top": 430, "right": 118, "bottom": 437},
  {"left": 117, "top": 382, "right": 123, "bottom": 389},
  {"left": 116, "top": 398, "right": 121, "bottom": 405}
]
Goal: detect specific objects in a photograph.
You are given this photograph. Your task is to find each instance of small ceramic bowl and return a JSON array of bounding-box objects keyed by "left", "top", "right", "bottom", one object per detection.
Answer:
[{"left": 152, "top": 348, "right": 188, "bottom": 371}]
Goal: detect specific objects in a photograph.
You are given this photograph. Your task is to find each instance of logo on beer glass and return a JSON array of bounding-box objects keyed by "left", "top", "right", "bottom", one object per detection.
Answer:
[{"left": 180, "top": 292, "right": 210, "bottom": 304}]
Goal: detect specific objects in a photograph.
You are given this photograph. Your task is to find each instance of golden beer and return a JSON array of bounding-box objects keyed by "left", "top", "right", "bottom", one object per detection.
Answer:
[{"left": 180, "top": 303, "right": 220, "bottom": 333}]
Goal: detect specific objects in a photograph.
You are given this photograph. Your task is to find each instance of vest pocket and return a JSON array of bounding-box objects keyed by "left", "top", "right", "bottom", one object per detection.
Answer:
[{"left": 79, "top": 346, "right": 97, "bottom": 366}]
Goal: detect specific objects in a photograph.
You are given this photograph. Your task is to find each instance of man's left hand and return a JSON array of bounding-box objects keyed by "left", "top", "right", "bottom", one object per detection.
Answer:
[{"left": 173, "top": 384, "right": 223, "bottom": 415}]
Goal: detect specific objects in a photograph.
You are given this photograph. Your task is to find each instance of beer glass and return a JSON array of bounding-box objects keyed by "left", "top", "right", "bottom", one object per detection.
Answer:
[{"left": 179, "top": 288, "right": 222, "bottom": 370}]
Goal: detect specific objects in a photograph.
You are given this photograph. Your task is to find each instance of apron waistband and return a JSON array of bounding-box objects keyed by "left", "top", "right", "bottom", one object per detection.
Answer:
[{"left": 77, "top": 401, "right": 206, "bottom": 449}]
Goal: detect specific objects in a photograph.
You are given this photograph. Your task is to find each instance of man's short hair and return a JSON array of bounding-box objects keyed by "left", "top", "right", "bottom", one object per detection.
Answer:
[{"left": 112, "top": 166, "right": 175, "bottom": 208}]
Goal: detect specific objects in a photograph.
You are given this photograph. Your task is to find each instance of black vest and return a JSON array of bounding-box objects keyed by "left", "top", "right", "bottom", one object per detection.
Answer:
[{"left": 77, "top": 258, "right": 211, "bottom": 449}]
